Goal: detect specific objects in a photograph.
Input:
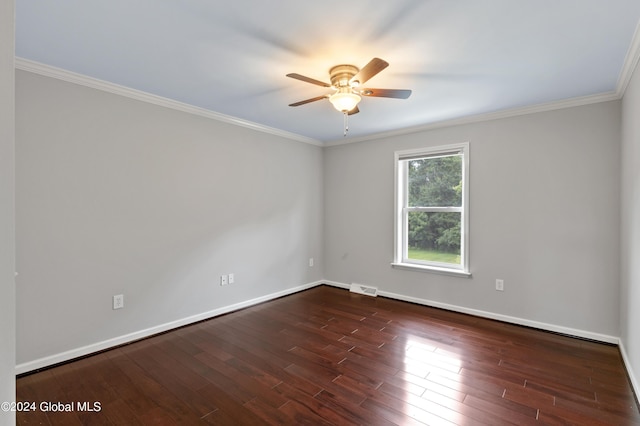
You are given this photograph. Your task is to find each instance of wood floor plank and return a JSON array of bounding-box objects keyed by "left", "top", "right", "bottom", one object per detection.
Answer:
[
  {"left": 16, "top": 285, "right": 640, "bottom": 425},
  {"left": 274, "top": 382, "right": 349, "bottom": 425},
  {"left": 360, "top": 397, "right": 435, "bottom": 426},
  {"left": 17, "top": 373, "right": 81, "bottom": 426},
  {"left": 99, "top": 399, "right": 145, "bottom": 426},
  {"left": 553, "top": 394, "right": 640, "bottom": 425},
  {"left": 196, "top": 382, "right": 270, "bottom": 426},
  {"left": 109, "top": 348, "right": 205, "bottom": 424},
  {"left": 315, "top": 389, "right": 398, "bottom": 426},
  {"left": 461, "top": 394, "right": 539, "bottom": 426},
  {"left": 195, "top": 351, "right": 288, "bottom": 410},
  {"left": 362, "top": 383, "right": 465, "bottom": 426},
  {"left": 243, "top": 396, "right": 296, "bottom": 426}
]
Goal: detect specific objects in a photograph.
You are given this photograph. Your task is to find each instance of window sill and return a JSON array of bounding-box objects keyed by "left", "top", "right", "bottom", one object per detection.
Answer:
[{"left": 391, "top": 262, "right": 472, "bottom": 278}]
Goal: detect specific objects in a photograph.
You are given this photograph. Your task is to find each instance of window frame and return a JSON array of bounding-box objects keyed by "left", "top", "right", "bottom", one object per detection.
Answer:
[{"left": 392, "top": 143, "right": 471, "bottom": 277}]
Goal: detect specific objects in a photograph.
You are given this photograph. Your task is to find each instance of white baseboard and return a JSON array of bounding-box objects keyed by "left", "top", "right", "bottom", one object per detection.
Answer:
[
  {"left": 323, "top": 280, "right": 350, "bottom": 290},
  {"left": 323, "top": 281, "right": 619, "bottom": 344},
  {"left": 15, "top": 280, "right": 324, "bottom": 375},
  {"left": 619, "top": 339, "right": 640, "bottom": 400},
  {"left": 16, "top": 279, "right": 623, "bottom": 375}
]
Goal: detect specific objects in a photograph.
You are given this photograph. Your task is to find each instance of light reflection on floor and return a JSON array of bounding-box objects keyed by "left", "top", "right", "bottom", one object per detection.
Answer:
[{"left": 400, "top": 335, "right": 466, "bottom": 425}]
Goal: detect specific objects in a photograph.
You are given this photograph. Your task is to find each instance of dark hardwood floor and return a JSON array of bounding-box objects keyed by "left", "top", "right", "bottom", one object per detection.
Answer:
[{"left": 16, "top": 285, "right": 640, "bottom": 425}]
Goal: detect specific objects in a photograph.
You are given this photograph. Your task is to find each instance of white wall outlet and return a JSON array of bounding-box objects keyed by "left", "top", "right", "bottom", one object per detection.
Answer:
[
  {"left": 220, "top": 275, "right": 228, "bottom": 286},
  {"left": 228, "top": 273, "right": 234, "bottom": 284},
  {"left": 309, "top": 258, "right": 314, "bottom": 267},
  {"left": 495, "top": 279, "right": 504, "bottom": 291},
  {"left": 113, "top": 294, "right": 124, "bottom": 310}
]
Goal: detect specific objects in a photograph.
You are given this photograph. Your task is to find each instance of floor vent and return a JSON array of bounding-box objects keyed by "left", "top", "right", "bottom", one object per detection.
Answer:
[{"left": 349, "top": 283, "right": 378, "bottom": 297}]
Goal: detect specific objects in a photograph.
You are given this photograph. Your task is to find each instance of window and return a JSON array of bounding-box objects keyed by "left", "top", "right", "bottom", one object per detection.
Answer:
[{"left": 393, "top": 143, "right": 470, "bottom": 276}]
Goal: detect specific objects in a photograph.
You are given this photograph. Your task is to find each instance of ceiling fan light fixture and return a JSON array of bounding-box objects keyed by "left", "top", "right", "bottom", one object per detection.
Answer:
[
  {"left": 287, "top": 58, "right": 411, "bottom": 133},
  {"left": 329, "top": 90, "right": 361, "bottom": 113}
]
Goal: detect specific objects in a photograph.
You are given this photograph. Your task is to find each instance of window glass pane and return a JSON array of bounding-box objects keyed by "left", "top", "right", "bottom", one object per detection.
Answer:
[
  {"left": 407, "top": 211, "right": 461, "bottom": 265},
  {"left": 407, "top": 155, "right": 462, "bottom": 207}
]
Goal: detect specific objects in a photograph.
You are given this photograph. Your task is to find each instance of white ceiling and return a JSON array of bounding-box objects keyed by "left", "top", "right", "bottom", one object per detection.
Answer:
[{"left": 15, "top": 1, "right": 640, "bottom": 144}]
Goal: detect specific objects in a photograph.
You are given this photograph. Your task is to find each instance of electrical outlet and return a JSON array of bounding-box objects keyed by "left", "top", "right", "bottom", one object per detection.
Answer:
[
  {"left": 228, "top": 273, "right": 234, "bottom": 284},
  {"left": 113, "top": 294, "right": 124, "bottom": 310},
  {"left": 220, "top": 275, "right": 228, "bottom": 286},
  {"left": 495, "top": 279, "right": 504, "bottom": 291}
]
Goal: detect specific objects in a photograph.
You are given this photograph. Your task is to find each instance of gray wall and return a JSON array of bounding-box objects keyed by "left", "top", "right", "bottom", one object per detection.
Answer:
[
  {"left": 15, "top": 71, "right": 324, "bottom": 368},
  {"left": 324, "top": 101, "right": 621, "bottom": 338},
  {"left": 621, "top": 59, "right": 640, "bottom": 393},
  {"left": 0, "top": 0, "right": 16, "bottom": 424}
]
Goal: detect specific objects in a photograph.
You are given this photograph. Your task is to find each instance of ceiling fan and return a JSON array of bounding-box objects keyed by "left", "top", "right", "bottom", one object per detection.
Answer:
[{"left": 286, "top": 58, "right": 412, "bottom": 116}]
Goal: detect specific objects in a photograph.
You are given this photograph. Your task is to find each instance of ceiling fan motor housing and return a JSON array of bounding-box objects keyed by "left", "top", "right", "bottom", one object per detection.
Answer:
[{"left": 329, "top": 64, "right": 359, "bottom": 88}]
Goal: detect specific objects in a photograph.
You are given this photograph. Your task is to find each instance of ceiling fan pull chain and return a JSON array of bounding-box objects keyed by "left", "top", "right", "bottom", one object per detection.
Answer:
[{"left": 343, "top": 111, "right": 349, "bottom": 137}]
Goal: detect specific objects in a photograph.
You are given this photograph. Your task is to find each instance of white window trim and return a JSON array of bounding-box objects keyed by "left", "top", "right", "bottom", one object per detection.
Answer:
[{"left": 392, "top": 142, "right": 471, "bottom": 277}]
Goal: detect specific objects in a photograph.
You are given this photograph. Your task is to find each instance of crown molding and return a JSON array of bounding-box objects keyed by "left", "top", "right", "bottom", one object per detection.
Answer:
[
  {"left": 617, "top": 20, "right": 640, "bottom": 96},
  {"left": 325, "top": 91, "right": 620, "bottom": 147},
  {"left": 17, "top": 40, "right": 638, "bottom": 150},
  {"left": 14, "top": 58, "right": 323, "bottom": 147}
]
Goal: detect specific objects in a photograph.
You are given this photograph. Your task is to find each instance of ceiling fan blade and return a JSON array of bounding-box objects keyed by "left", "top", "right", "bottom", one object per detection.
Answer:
[
  {"left": 360, "top": 88, "right": 412, "bottom": 99},
  {"left": 350, "top": 58, "right": 389, "bottom": 85},
  {"left": 348, "top": 106, "right": 359, "bottom": 115},
  {"left": 288, "top": 95, "right": 329, "bottom": 107},
  {"left": 286, "top": 73, "right": 331, "bottom": 87}
]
